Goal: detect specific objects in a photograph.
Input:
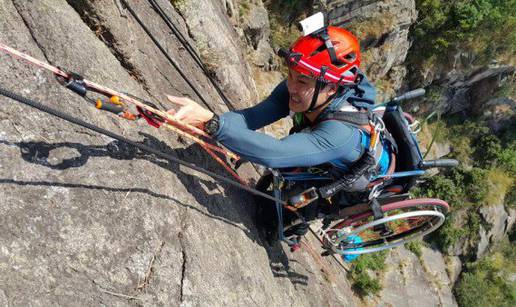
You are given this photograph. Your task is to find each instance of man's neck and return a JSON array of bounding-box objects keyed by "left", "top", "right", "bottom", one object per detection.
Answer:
[{"left": 305, "top": 99, "right": 332, "bottom": 122}]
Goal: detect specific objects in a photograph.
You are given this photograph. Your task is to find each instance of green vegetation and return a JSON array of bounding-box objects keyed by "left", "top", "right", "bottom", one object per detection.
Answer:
[
  {"left": 238, "top": 2, "right": 251, "bottom": 22},
  {"left": 411, "top": 0, "right": 516, "bottom": 66},
  {"left": 405, "top": 240, "right": 424, "bottom": 258},
  {"left": 409, "top": 5, "right": 515, "bottom": 301},
  {"left": 431, "top": 214, "right": 467, "bottom": 251},
  {"left": 348, "top": 251, "right": 387, "bottom": 297},
  {"left": 264, "top": 0, "right": 311, "bottom": 49},
  {"left": 413, "top": 117, "right": 515, "bottom": 252},
  {"left": 169, "top": 0, "right": 187, "bottom": 10},
  {"left": 263, "top": 0, "right": 311, "bottom": 76},
  {"left": 455, "top": 240, "right": 516, "bottom": 307},
  {"left": 412, "top": 166, "right": 489, "bottom": 208}
]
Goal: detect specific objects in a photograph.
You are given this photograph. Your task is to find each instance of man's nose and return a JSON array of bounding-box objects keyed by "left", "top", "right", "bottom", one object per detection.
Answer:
[{"left": 287, "top": 80, "right": 299, "bottom": 94}]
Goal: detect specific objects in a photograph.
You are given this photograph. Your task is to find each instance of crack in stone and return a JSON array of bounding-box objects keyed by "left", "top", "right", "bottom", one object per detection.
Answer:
[
  {"left": 155, "top": 66, "right": 190, "bottom": 99},
  {"left": 168, "top": 1, "right": 196, "bottom": 46},
  {"left": 177, "top": 230, "right": 188, "bottom": 304},
  {"left": 137, "top": 240, "right": 165, "bottom": 291},
  {"left": 178, "top": 205, "right": 189, "bottom": 304},
  {"left": 64, "top": 0, "right": 151, "bottom": 93},
  {"left": 11, "top": 1, "right": 51, "bottom": 63}
]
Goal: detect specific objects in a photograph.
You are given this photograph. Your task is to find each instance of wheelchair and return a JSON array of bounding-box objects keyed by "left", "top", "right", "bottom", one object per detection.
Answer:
[{"left": 255, "top": 90, "right": 458, "bottom": 255}]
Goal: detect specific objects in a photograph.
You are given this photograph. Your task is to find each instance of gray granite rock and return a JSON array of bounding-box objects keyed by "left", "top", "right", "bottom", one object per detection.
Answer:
[
  {"left": 171, "top": 0, "right": 259, "bottom": 107},
  {"left": 376, "top": 247, "right": 457, "bottom": 307},
  {"left": 0, "top": 0, "right": 362, "bottom": 305},
  {"left": 315, "top": 0, "right": 418, "bottom": 100},
  {"left": 477, "top": 204, "right": 512, "bottom": 258}
]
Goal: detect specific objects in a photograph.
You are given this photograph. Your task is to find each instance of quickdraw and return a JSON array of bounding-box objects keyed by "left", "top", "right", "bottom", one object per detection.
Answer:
[
  {"left": 0, "top": 85, "right": 286, "bottom": 205},
  {"left": 0, "top": 42, "right": 243, "bottom": 183}
]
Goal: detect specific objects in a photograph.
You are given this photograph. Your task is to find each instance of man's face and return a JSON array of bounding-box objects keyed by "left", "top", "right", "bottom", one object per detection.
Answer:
[{"left": 286, "top": 68, "right": 336, "bottom": 113}]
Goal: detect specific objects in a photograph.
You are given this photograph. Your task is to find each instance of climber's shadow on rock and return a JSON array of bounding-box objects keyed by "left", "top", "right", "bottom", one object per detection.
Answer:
[
  {"left": 136, "top": 133, "right": 309, "bottom": 285},
  {"left": 3, "top": 139, "right": 137, "bottom": 170},
  {"left": 0, "top": 136, "right": 309, "bottom": 284}
]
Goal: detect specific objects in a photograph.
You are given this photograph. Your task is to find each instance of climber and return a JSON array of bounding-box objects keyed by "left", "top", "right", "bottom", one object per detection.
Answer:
[{"left": 166, "top": 21, "right": 392, "bottom": 245}]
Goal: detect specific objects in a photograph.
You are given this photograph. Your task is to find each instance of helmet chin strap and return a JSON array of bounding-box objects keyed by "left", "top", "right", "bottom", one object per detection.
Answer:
[{"left": 307, "top": 66, "right": 329, "bottom": 113}]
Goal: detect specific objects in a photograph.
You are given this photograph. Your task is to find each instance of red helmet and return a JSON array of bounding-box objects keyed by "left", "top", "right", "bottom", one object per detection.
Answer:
[{"left": 280, "top": 26, "right": 361, "bottom": 85}]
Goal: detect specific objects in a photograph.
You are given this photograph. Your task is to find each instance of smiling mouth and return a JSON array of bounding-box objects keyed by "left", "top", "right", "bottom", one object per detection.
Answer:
[{"left": 290, "top": 97, "right": 302, "bottom": 104}]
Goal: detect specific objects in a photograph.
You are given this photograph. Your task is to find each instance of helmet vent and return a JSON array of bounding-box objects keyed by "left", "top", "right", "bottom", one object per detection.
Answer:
[
  {"left": 310, "top": 44, "right": 327, "bottom": 57},
  {"left": 344, "top": 52, "right": 356, "bottom": 62}
]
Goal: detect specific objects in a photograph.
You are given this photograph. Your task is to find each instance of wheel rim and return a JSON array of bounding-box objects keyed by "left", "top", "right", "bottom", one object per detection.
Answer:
[{"left": 322, "top": 198, "right": 448, "bottom": 255}]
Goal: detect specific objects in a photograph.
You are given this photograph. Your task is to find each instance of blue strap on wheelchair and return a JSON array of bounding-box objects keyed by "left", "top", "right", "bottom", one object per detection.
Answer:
[{"left": 341, "top": 235, "right": 363, "bottom": 262}]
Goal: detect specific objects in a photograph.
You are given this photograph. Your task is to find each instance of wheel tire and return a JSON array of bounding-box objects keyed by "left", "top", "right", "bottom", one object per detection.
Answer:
[{"left": 323, "top": 198, "right": 449, "bottom": 255}]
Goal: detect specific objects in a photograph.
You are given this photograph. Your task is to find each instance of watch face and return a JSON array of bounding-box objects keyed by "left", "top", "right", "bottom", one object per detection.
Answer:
[{"left": 206, "top": 117, "right": 219, "bottom": 135}]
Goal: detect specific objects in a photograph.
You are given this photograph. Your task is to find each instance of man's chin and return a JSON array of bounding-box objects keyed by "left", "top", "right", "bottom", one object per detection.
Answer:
[{"left": 289, "top": 101, "right": 307, "bottom": 113}]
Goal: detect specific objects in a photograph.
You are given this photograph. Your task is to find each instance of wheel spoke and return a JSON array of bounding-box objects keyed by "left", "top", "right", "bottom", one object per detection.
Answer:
[{"left": 322, "top": 199, "right": 449, "bottom": 255}]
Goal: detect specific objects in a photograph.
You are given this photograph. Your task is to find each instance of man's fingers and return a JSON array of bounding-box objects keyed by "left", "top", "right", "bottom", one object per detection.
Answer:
[
  {"left": 167, "top": 95, "right": 188, "bottom": 106},
  {"left": 174, "top": 108, "right": 188, "bottom": 121},
  {"left": 166, "top": 109, "right": 177, "bottom": 116}
]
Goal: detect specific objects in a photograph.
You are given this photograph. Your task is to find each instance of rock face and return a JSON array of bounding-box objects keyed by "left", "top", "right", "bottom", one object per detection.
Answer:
[
  {"left": 375, "top": 247, "right": 457, "bottom": 306},
  {"left": 422, "top": 65, "right": 516, "bottom": 117},
  {"left": 171, "top": 0, "right": 260, "bottom": 108},
  {"left": 237, "top": 1, "right": 275, "bottom": 70},
  {"left": 441, "top": 204, "right": 515, "bottom": 260},
  {"left": 315, "top": 0, "right": 418, "bottom": 101},
  {"left": 4, "top": 0, "right": 508, "bottom": 305},
  {"left": 476, "top": 204, "right": 515, "bottom": 258},
  {"left": 0, "top": 0, "right": 362, "bottom": 305}
]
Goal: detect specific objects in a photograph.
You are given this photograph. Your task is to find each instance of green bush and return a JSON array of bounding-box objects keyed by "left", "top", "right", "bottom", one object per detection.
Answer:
[
  {"left": 497, "top": 141, "right": 516, "bottom": 177},
  {"left": 414, "top": 166, "right": 488, "bottom": 207},
  {"left": 349, "top": 251, "right": 387, "bottom": 297},
  {"left": 411, "top": 0, "right": 516, "bottom": 64},
  {"left": 455, "top": 242, "right": 516, "bottom": 306},
  {"left": 473, "top": 134, "right": 502, "bottom": 168},
  {"left": 431, "top": 213, "right": 467, "bottom": 251},
  {"left": 405, "top": 240, "right": 424, "bottom": 258},
  {"left": 462, "top": 168, "right": 489, "bottom": 203},
  {"left": 264, "top": 0, "right": 310, "bottom": 49},
  {"left": 352, "top": 273, "right": 382, "bottom": 297},
  {"left": 353, "top": 251, "right": 387, "bottom": 272}
]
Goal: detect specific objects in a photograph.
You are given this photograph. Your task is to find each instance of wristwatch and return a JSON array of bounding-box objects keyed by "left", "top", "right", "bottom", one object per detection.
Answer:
[{"left": 204, "top": 114, "right": 220, "bottom": 136}]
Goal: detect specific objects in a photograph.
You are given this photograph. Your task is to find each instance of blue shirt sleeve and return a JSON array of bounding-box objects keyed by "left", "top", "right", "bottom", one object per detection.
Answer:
[
  {"left": 215, "top": 117, "right": 363, "bottom": 168},
  {"left": 217, "top": 81, "right": 290, "bottom": 132}
]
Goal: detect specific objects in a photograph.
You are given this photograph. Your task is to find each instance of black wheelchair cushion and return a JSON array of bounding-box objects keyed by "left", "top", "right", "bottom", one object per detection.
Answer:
[{"left": 382, "top": 105, "right": 422, "bottom": 192}]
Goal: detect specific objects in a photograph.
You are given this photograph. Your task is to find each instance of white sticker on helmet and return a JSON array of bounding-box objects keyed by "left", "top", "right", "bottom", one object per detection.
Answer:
[{"left": 299, "top": 12, "right": 325, "bottom": 36}]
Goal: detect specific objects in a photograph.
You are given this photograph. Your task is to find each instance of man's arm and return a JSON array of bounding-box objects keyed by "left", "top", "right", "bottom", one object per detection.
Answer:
[
  {"left": 214, "top": 120, "right": 363, "bottom": 168},
  {"left": 217, "top": 81, "right": 290, "bottom": 131}
]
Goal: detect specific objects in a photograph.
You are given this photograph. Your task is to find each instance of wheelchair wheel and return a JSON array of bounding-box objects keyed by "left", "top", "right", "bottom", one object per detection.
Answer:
[{"left": 321, "top": 198, "right": 449, "bottom": 255}]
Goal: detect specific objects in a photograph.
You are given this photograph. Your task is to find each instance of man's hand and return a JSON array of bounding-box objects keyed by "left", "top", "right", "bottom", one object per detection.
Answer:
[{"left": 166, "top": 95, "right": 214, "bottom": 127}]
